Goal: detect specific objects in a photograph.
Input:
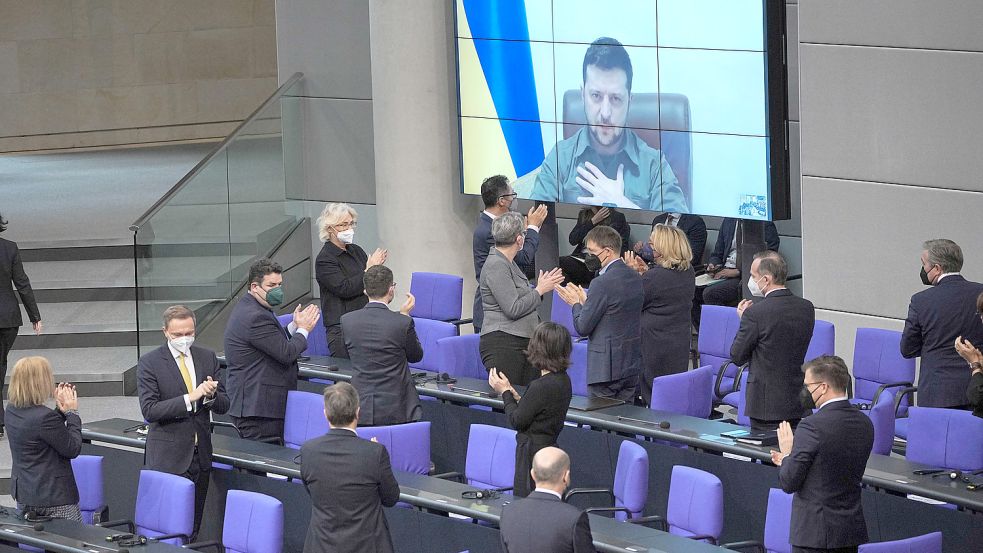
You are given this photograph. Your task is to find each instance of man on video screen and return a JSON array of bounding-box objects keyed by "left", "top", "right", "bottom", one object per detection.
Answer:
[{"left": 530, "top": 37, "right": 687, "bottom": 212}]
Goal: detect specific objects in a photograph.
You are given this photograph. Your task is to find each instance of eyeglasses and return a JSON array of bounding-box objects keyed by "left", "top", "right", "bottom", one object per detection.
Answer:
[
  {"left": 499, "top": 193, "right": 518, "bottom": 200},
  {"left": 803, "top": 382, "right": 825, "bottom": 391},
  {"left": 334, "top": 221, "right": 358, "bottom": 230}
]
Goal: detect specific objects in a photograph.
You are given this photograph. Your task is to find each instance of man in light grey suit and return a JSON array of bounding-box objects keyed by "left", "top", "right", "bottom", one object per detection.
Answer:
[
  {"left": 557, "top": 225, "right": 644, "bottom": 401},
  {"left": 341, "top": 265, "right": 423, "bottom": 426}
]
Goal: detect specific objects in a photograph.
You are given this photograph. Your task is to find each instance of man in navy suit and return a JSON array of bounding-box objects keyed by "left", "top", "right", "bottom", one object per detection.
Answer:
[
  {"left": 556, "top": 225, "right": 644, "bottom": 401},
  {"left": 901, "top": 239, "right": 983, "bottom": 408},
  {"left": 138, "top": 305, "right": 229, "bottom": 537},
  {"left": 772, "top": 356, "right": 874, "bottom": 553},
  {"left": 472, "top": 175, "right": 547, "bottom": 331},
  {"left": 500, "top": 446, "right": 596, "bottom": 553},
  {"left": 341, "top": 265, "right": 424, "bottom": 426},
  {"left": 224, "top": 258, "right": 320, "bottom": 443}
]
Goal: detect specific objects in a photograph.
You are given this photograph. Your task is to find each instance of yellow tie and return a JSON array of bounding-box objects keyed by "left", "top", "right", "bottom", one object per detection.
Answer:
[{"left": 177, "top": 353, "right": 194, "bottom": 394}]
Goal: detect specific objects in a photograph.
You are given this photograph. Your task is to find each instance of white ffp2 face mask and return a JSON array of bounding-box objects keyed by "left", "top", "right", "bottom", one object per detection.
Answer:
[
  {"left": 337, "top": 229, "right": 355, "bottom": 244},
  {"left": 169, "top": 336, "right": 195, "bottom": 354},
  {"left": 748, "top": 276, "right": 765, "bottom": 297}
]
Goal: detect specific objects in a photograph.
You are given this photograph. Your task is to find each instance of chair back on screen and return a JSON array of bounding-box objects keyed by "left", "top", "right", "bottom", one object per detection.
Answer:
[
  {"left": 906, "top": 407, "right": 983, "bottom": 470},
  {"left": 551, "top": 291, "right": 585, "bottom": 340},
  {"left": 698, "top": 306, "right": 741, "bottom": 399},
  {"left": 435, "top": 334, "right": 486, "bottom": 380},
  {"left": 612, "top": 441, "right": 649, "bottom": 521},
  {"left": 804, "top": 320, "right": 835, "bottom": 363},
  {"left": 71, "top": 455, "right": 106, "bottom": 524},
  {"left": 763, "top": 488, "right": 794, "bottom": 553},
  {"left": 852, "top": 328, "right": 915, "bottom": 413},
  {"left": 409, "top": 318, "right": 457, "bottom": 372},
  {"left": 410, "top": 272, "right": 464, "bottom": 322},
  {"left": 283, "top": 390, "right": 329, "bottom": 449},
  {"left": 134, "top": 470, "right": 194, "bottom": 545},
  {"left": 223, "top": 490, "right": 284, "bottom": 553},
  {"left": 650, "top": 366, "right": 713, "bottom": 418},
  {"left": 465, "top": 424, "right": 517, "bottom": 490},
  {"left": 865, "top": 390, "right": 896, "bottom": 456},
  {"left": 666, "top": 466, "right": 723, "bottom": 544},
  {"left": 567, "top": 341, "right": 589, "bottom": 397},
  {"left": 858, "top": 531, "right": 942, "bottom": 553},
  {"left": 277, "top": 313, "right": 330, "bottom": 356},
  {"left": 357, "top": 421, "right": 432, "bottom": 475}
]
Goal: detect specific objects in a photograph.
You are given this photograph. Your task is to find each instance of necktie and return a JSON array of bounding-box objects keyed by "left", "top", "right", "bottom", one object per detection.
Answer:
[{"left": 177, "top": 353, "right": 194, "bottom": 394}]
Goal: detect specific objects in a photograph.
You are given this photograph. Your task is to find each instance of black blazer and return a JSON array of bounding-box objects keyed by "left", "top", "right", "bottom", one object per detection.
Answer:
[
  {"left": 137, "top": 344, "right": 230, "bottom": 474},
  {"left": 500, "top": 491, "right": 596, "bottom": 553},
  {"left": 473, "top": 211, "right": 540, "bottom": 280},
  {"left": 5, "top": 404, "right": 81, "bottom": 507},
  {"left": 300, "top": 428, "right": 400, "bottom": 553},
  {"left": 969, "top": 372, "right": 983, "bottom": 419},
  {"left": 315, "top": 241, "right": 369, "bottom": 330},
  {"left": 900, "top": 275, "right": 983, "bottom": 407},
  {"left": 568, "top": 209, "right": 630, "bottom": 256},
  {"left": 779, "top": 400, "right": 874, "bottom": 549},
  {"left": 341, "top": 303, "right": 424, "bottom": 426},
  {"left": 0, "top": 237, "right": 40, "bottom": 328},
  {"left": 731, "top": 289, "right": 815, "bottom": 421},
  {"left": 224, "top": 293, "right": 306, "bottom": 419},
  {"left": 639, "top": 265, "right": 696, "bottom": 402},
  {"left": 503, "top": 371, "right": 573, "bottom": 495},
  {"left": 650, "top": 213, "right": 708, "bottom": 265},
  {"left": 708, "top": 218, "right": 780, "bottom": 267}
]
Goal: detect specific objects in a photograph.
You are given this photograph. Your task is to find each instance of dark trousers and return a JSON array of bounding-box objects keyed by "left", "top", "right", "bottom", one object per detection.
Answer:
[
  {"left": 0, "top": 327, "right": 18, "bottom": 426},
  {"left": 751, "top": 417, "right": 801, "bottom": 431},
  {"left": 589, "top": 378, "right": 638, "bottom": 402},
  {"left": 182, "top": 447, "right": 210, "bottom": 539},
  {"left": 479, "top": 331, "right": 538, "bottom": 386},
  {"left": 792, "top": 546, "right": 858, "bottom": 553},
  {"left": 231, "top": 416, "right": 285, "bottom": 445},
  {"left": 325, "top": 324, "right": 349, "bottom": 359},
  {"left": 472, "top": 289, "right": 483, "bottom": 333},
  {"left": 558, "top": 256, "right": 596, "bottom": 287}
]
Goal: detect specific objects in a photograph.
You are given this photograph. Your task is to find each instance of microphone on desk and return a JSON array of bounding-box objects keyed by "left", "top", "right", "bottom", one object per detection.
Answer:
[
  {"left": 435, "top": 372, "right": 457, "bottom": 384},
  {"left": 659, "top": 421, "right": 671, "bottom": 429}
]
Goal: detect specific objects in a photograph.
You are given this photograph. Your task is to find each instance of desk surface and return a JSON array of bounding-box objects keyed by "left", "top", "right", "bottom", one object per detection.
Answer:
[
  {"left": 83, "top": 418, "right": 731, "bottom": 553},
  {"left": 0, "top": 511, "right": 183, "bottom": 553},
  {"left": 298, "top": 357, "right": 983, "bottom": 512}
]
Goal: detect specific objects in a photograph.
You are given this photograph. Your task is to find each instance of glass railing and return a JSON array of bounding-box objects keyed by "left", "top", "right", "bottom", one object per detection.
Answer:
[{"left": 130, "top": 73, "right": 305, "bottom": 358}]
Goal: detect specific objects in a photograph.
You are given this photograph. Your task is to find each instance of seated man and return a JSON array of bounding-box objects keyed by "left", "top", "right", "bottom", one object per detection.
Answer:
[
  {"left": 341, "top": 265, "right": 423, "bottom": 426},
  {"left": 635, "top": 212, "right": 707, "bottom": 267},
  {"left": 560, "top": 206, "right": 630, "bottom": 286},
  {"left": 500, "top": 447, "right": 596, "bottom": 553}
]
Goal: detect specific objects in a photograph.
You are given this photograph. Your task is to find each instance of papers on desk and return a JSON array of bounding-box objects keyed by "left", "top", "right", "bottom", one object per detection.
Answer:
[
  {"left": 695, "top": 274, "right": 726, "bottom": 287},
  {"left": 906, "top": 494, "right": 949, "bottom": 506}
]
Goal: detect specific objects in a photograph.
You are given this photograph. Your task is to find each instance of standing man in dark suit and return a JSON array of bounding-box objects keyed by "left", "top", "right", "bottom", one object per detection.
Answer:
[
  {"left": 225, "top": 258, "right": 320, "bottom": 443},
  {"left": 699, "top": 217, "right": 780, "bottom": 311},
  {"left": 0, "top": 214, "right": 43, "bottom": 437},
  {"left": 301, "top": 382, "right": 400, "bottom": 553},
  {"left": 500, "top": 446, "right": 596, "bottom": 553},
  {"left": 772, "top": 356, "right": 874, "bottom": 553},
  {"left": 472, "top": 175, "right": 547, "bottom": 331},
  {"left": 138, "top": 305, "right": 229, "bottom": 538},
  {"left": 901, "top": 239, "right": 983, "bottom": 408},
  {"left": 556, "top": 226, "right": 644, "bottom": 401},
  {"left": 635, "top": 212, "right": 708, "bottom": 266},
  {"left": 342, "top": 265, "right": 423, "bottom": 426},
  {"left": 731, "top": 251, "right": 815, "bottom": 431}
]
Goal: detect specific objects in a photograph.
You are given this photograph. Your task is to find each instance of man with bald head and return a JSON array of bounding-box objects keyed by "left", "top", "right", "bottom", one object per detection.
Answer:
[{"left": 499, "top": 447, "right": 596, "bottom": 553}]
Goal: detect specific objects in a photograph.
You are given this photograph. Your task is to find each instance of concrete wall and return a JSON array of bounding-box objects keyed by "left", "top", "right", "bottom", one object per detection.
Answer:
[{"left": 0, "top": 0, "right": 277, "bottom": 153}]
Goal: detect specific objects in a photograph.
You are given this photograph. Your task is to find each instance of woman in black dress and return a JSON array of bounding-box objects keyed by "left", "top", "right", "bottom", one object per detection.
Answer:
[
  {"left": 488, "top": 322, "right": 573, "bottom": 497},
  {"left": 623, "top": 224, "right": 696, "bottom": 406}
]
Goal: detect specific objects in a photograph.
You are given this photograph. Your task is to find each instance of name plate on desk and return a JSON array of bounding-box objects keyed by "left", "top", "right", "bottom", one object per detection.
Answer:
[{"left": 569, "top": 396, "right": 625, "bottom": 411}]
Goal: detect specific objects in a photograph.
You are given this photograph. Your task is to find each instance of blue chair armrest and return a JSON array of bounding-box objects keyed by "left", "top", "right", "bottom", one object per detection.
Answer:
[
  {"left": 563, "top": 487, "right": 614, "bottom": 504},
  {"left": 894, "top": 386, "right": 918, "bottom": 417},
  {"left": 722, "top": 540, "right": 765, "bottom": 553},
  {"left": 871, "top": 381, "right": 913, "bottom": 407},
  {"left": 97, "top": 519, "right": 135, "bottom": 533},
  {"left": 182, "top": 540, "right": 222, "bottom": 551}
]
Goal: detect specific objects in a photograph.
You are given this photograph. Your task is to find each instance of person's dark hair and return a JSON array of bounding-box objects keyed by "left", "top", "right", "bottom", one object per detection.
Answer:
[
  {"left": 922, "top": 239, "right": 963, "bottom": 273},
  {"left": 0, "top": 213, "right": 6, "bottom": 233},
  {"left": 525, "top": 322, "right": 572, "bottom": 374},
  {"left": 363, "top": 265, "right": 394, "bottom": 299},
  {"left": 582, "top": 37, "right": 633, "bottom": 92},
  {"left": 754, "top": 250, "right": 788, "bottom": 285},
  {"left": 584, "top": 225, "right": 622, "bottom": 254},
  {"left": 323, "top": 382, "right": 359, "bottom": 427},
  {"left": 248, "top": 258, "right": 282, "bottom": 286},
  {"left": 802, "top": 355, "right": 851, "bottom": 393},
  {"left": 480, "top": 175, "right": 511, "bottom": 208}
]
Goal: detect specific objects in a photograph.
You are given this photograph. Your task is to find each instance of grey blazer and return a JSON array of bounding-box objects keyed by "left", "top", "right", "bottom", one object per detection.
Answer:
[{"left": 479, "top": 248, "right": 541, "bottom": 338}]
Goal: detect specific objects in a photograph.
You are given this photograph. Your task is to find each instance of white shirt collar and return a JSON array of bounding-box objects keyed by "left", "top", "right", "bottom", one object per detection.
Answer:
[
  {"left": 167, "top": 341, "right": 188, "bottom": 359},
  {"left": 598, "top": 257, "right": 621, "bottom": 275},
  {"left": 333, "top": 427, "right": 358, "bottom": 435},
  {"left": 533, "top": 488, "right": 563, "bottom": 499},
  {"left": 483, "top": 210, "right": 498, "bottom": 220},
  {"left": 937, "top": 272, "right": 960, "bottom": 283},
  {"left": 820, "top": 396, "right": 849, "bottom": 408},
  {"left": 368, "top": 300, "right": 389, "bottom": 306},
  {"left": 764, "top": 286, "right": 788, "bottom": 297}
]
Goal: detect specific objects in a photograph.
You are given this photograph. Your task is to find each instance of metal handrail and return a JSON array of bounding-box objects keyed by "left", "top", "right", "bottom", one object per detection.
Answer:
[{"left": 128, "top": 72, "right": 304, "bottom": 232}]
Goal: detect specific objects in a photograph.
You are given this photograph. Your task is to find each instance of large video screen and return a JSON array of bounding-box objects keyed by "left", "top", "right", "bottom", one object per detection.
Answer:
[{"left": 455, "top": 0, "right": 790, "bottom": 220}]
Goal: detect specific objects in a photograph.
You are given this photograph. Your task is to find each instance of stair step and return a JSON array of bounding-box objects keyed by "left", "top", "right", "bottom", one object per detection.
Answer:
[
  {"left": 18, "top": 301, "right": 135, "bottom": 335},
  {"left": 22, "top": 258, "right": 133, "bottom": 290},
  {"left": 6, "top": 347, "right": 136, "bottom": 383}
]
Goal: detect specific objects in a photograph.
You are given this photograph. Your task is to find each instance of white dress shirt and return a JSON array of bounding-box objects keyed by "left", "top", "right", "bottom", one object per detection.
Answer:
[
  {"left": 533, "top": 488, "right": 563, "bottom": 499},
  {"left": 167, "top": 342, "right": 198, "bottom": 412}
]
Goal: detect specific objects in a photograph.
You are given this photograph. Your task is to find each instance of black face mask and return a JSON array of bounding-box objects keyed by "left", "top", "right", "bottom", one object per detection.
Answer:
[
  {"left": 799, "top": 385, "right": 817, "bottom": 411},
  {"left": 920, "top": 266, "right": 934, "bottom": 286},
  {"left": 584, "top": 253, "right": 602, "bottom": 273}
]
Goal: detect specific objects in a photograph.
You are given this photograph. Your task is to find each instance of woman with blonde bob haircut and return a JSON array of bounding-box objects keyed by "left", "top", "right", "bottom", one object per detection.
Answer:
[
  {"left": 623, "top": 224, "right": 696, "bottom": 405},
  {"left": 5, "top": 356, "right": 83, "bottom": 521},
  {"left": 315, "top": 203, "right": 389, "bottom": 358}
]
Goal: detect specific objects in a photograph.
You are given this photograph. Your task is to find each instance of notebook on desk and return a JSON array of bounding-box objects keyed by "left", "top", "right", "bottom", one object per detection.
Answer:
[
  {"left": 720, "top": 428, "right": 777, "bottom": 446},
  {"left": 569, "top": 396, "right": 625, "bottom": 411}
]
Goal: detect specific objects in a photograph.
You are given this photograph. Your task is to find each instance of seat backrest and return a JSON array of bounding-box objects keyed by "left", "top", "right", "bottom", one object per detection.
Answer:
[
  {"left": 277, "top": 313, "right": 330, "bottom": 356},
  {"left": 612, "top": 441, "right": 649, "bottom": 521},
  {"left": 762, "top": 488, "right": 794, "bottom": 553},
  {"left": 357, "top": 421, "right": 431, "bottom": 475},
  {"left": 223, "top": 490, "right": 284, "bottom": 553},
  {"left": 666, "top": 466, "right": 724, "bottom": 542},
  {"left": 650, "top": 366, "right": 713, "bottom": 418},
  {"left": 906, "top": 407, "right": 983, "bottom": 470},
  {"left": 567, "top": 341, "right": 589, "bottom": 397},
  {"left": 134, "top": 470, "right": 194, "bottom": 545},
  {"left": 71, "top": 455, "right": 104, "bottom": 524},
  {"left": 852, "top": 328, "right": 915, "bottom": 408},
  {"left": 465, "top": 424, "right": 517, "bottom": 490},
  {"left": 864, "top": 390, "right": 896, "bottom": 456},
  {"left": 804, "top": 320, "right": 835, "bottom": 363},
  {"left": 410, "top": 318, "right": 457, "bottom": 371},
  {"left": 697, "top": 305, "right": 741, "bottom": 376},
  {"left": 283, "top": 390, "right": 329, "bottom": 449},
  {"left": 435, "top": 334, "right": 486, "bottom": 380},
  {"left": 551, "top": 291, "right": 584, "bottom": 339},
  {"left": 410, "top": 272, "right": 464, "bottom": 321},
  {"left": 858, "top": 531, "right": 943, "bottom": 553}
]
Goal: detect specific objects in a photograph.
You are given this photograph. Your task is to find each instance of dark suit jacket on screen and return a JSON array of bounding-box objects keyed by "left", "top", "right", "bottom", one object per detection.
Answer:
[
  {"left": 5, "top": 404, "right": 81, "bottom": 507},
  {"left": 572, "top": 260, "right": 644, "bottom": 385},
  {"left": 224, "top": 293, "right": 306, "bottom": 420},
  {"left": 0, "top": 237, "right": 40, "bottom": 329},
  {"left": 900, "top": 275, "right": 983, "bottom": 407},
  {"left": 137, "top": 344, "right": 230, "bottom": 474},
  {"left": 500, "top": 491, "right": 596, "bottom": 553},
  {"left": 651, "top": 213, "right": 708, "bottom": 265},
  {"left": 708, "top": 218, "right": 780, "bottom": 267},
  {"left": 301, "top": 428, "right": 400, "bottom": 553},
  {"left": 342, "top": 302, "right": 424, "bottom": 426},
  {"left": 730, "top": 288, "right": 815, "bottom": 421},
  {"left": 779, "top": 400, "right": 874, "bottom": 549}
]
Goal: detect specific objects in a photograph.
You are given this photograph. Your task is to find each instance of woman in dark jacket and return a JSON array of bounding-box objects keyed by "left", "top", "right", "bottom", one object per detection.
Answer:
[
  {"left": 954, "top": 291, "right": 983, "bottom": 418},
  {"left": 6, "top": 356, "right": 82, "bottom": 521},
  {"left": 559, "top": 206, "right": 631, "bottom": 286},
  {"left": 624, "top": 224, "right": 696, "bottom": 406},
  {"left": 488, "top": 322, "right": 573, "bottom": 497}
]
